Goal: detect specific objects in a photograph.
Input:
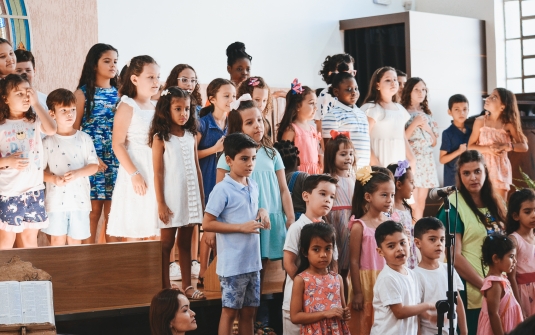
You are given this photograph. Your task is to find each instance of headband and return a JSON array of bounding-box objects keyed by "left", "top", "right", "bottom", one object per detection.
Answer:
[
  {"left": 291, "top": 78, "right": 304, "bottom": 95},
  {"left": 356, "top": 166, "right": 374, "bottom": 185},
  {"left": 230, "top": 94, "right": 252, "bottom": 111},
  {"left": 330, "top": 130, "right": 350, "bottom": 140},
  {"left": 394, "top": 160, "right": 410, "bottom": 178},
  {"left": 161, "top": 89, "right": 169, "bottom": 96}
]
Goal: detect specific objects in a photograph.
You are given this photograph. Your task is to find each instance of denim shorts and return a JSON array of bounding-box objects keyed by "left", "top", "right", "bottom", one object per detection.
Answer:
[
  {"left": 42, "top": 210, "right": 90, "bottom": 240},
  {"left": 219, "top": 271, "right": 260, "bottom": 309},
  {"left": 0, "top": 189, "right": 48, "bottom": 232}
]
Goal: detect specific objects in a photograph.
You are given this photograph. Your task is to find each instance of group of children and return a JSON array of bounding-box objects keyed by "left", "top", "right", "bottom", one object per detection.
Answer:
[{"left": 0, "top": 37, "right": 533, "bottom": 335}]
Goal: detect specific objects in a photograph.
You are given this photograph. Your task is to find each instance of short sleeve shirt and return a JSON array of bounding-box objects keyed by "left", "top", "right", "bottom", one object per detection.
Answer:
[
  {"left": 314, "top": 87, "right": 336, "bottom": 121},
  {"left": 440, "top": 124, "right": 472, "bottom": 187}
]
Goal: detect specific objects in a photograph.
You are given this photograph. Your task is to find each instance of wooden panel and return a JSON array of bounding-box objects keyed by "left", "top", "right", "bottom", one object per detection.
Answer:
[
  {"left": 0, "top": 241, "right": 161, "bottom": 314},
  {"left": 339, "top": 12, "right": 409, "bottom": 30}
]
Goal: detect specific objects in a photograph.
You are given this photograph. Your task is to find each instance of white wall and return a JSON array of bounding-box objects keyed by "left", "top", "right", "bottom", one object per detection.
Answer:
[{"left": 97, "top": 0, "right": 411, "bottom": 88}]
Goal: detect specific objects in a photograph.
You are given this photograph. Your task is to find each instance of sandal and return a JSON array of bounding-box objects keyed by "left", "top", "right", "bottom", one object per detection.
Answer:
[
  {"left": 184, "top": 285, "right": 206, "bottom": 300},
  {"left": 197, "top": 276, "right": 204, "bottom": 288}
]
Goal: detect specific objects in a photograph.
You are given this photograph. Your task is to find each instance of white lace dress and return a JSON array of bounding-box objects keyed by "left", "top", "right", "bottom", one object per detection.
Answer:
[
  {"left": 107, "top": 96, "right": 160, "bottom": 238},
  {"left": 159, "top": 132, "right": 203, "bottom": 228}
]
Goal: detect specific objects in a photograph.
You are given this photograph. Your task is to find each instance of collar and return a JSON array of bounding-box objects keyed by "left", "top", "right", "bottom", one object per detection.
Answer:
[
  {"left": 334, "top": 100, "right": 356, "bottom": 112},
  {"left": 207, "top": 112, "right": 227, "bottom": 131},
  {"left": 223, "top": 173, "right": 250, "bottom": 190},
  {"left": 297, "top": 213, "right": 323, "bottom": 225}
]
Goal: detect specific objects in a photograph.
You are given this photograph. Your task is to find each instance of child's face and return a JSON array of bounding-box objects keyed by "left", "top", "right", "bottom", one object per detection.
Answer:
[
  {"left": 51, "top": 104, "right": 76, "bottom": 128},
  {"left": 252, "top": 87, "right": 269, "bottom": 113},
  {"left": 240, "top": 107, "right": 264, "bottom": 143},
  {"left": 333, "top": 77, "right": 359, "bottom": 106},
  {"left": 410, "top": 81, "right": 427, "bottom": 105},
  {"left": 97, "top": 50, "right": 118, "bottom": 80},
  {"left": 364, "top": 180, "right": 395, "bottom": 213},
  {"left": 210, "top": 84, "right": 235, "bottom": 114},
  {"left": 302, "top": 181, "right": 336, "bottom": 218},
  {"left": 377, "top": 231, "right": 410, "bottom": 267},
  {"left": 226, "top": 147, "right": 257, "bottom": 178},
  {"left": 170, "top": 295, "right": 197, "bottom": 332},
  {"left": 132, "top": 63, "right": 160, "bottom": 97},
  {"left": 459, "top": 161, "right": 485, "bottom": 195},
  {"left": 448, "top": 102, "right": 469, "bottom": 124},
  {"left": 484, "top": 89, "right": 505, "bottom": 114},
  {"left": 414, "top": 229, "right": 445, "bottom": 260},
  {"left": 227, "top": 58, "right": 251, "bottom": 85},
  {"left": 306, "top": 236, "right": 334, "bottom": 270},
  {"left": 396, "top": 169, "right": 414, "bottom": 200},
  {"left": 5, "top": 81, "right": 31, "bottom": 113},
  {"left": 397, "top": 76, "right": 407, "bottom": 95},
  {"left": 334, "top": 143, "right": 355, "bottom": 172},
  {"left": 494, "top": 249, "right": 517, "bottom": 274},
  {"left": 177, "top": 68, "right": 197, "bottom": 93},
  {"left": 298, "top": 92, "right": 317, "bottom": 121},
  {"left": 512, "top": 199, "right": 535, "bottom": 230},
  {"left": 376, "top": 70, "right": 399, "bottom": 100},
  {"left": 170, "top": 97, "right": 191, "bottom": 126},
  {"left": 15, "top": 61, "right": 35, "bottom": 85},
  {"left": 0, "top": 43, "right": 15, "bottom": 76}
]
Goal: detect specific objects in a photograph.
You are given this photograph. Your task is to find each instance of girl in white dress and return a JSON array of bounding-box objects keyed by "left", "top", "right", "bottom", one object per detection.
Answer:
[
  {"left": 150, "top": 87, "right": 205, "bottom": 299},
  {"left": 107, "top": 55, "right": 160, "bottom": 240},
  {"left": 360, "top": 66, "right": 415, "bottom": 169}
]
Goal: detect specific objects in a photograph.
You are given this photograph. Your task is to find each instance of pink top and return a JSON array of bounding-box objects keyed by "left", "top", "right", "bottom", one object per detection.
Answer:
[
  {"left": 477, "top": 275, "right": 523, "bottom": 335},
  {"left": 511, "top": 232, "right": 535, "bottom": 284},
  {"left": 348, "top": 217, "right": 385, "bottom": 271},
  {"left": 292, "top": 123, "right": 321, "bottom": 174},
  {"left": 477, "top": 119, "right": 512, "bottom": 190}
]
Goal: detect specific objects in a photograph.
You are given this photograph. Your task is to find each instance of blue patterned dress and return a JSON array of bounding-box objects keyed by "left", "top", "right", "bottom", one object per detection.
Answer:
[{"left": 80, "top": 85, "right": 119, "bottom": 200}]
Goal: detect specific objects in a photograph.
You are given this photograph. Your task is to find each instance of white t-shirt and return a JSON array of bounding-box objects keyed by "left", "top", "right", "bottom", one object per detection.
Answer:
[
  {"left": 0, "top": 118, "right": 45, "bottom": 196},
  {"left": 282, "top": 214, "right": 338, "bottom": 311},
  {"left": 42, "top": 131, "right": 98, "bottom": 212},
  {"left": 370, "top": 265, "right": 421, "bottom": 335},
  {"left": 414, "top": 264, "right": 464, "bottom": 335}
]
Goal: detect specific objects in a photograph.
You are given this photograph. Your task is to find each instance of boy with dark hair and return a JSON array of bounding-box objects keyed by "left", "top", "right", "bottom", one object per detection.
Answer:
[
  {"left": 202, "top": 132, "right": 269, "bottom": 335},
  {"left": 370, "top": 220, "right": 434, "bottom": 335},
  {"left": 282, "top": 174, "right": 338, "bottom": 334},
  {"left": 15, "top": 49, "right": 47, "bottom": 109},
  {"left": 439, "top": 94, "right": 472, "bottom": 187},
  {"left": 413, "top": 217, "right": 467, "bottom": 335},
  {"left": 396, "top": 69, "right": 407, "bottom": 101}
]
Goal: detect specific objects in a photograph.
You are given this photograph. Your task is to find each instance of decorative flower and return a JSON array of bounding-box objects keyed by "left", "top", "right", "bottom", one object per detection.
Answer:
[
  {"left": 330, "top": 130, "right": 350, "bottom": 139},
  {"left": 291, "top": 78, "right": 304, "bottom": 95},
  {"left": 356, "top": 166, "right": 374, "bottom": 185},
  {"left": 230, "top": 94, "right": 252, "bottom": 111},
  {"left": 394, "top": 159, "right": 410, "bottom": 178},
  {"left": 249, "top": 78, "right": 260, "bottom": 87},
  {"left": 161, "top": 89, "right": 169, "bottom": 96},
  {"left": 126, "top": 59, "right": 131, "bottom": 67}
]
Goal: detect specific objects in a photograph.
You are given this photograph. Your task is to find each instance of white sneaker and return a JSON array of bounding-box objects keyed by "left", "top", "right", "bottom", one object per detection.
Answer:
[
  {"left": 191, "top": 260, "right": 200, "bottom": 279},
  {"left": 170, "top": 262, "right": 182, "bottom": 281}
]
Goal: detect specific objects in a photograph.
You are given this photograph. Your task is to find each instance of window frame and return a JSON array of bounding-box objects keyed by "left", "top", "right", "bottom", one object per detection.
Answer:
[{"left": 0, "top": 0, "right": 31, "bottom": 50}]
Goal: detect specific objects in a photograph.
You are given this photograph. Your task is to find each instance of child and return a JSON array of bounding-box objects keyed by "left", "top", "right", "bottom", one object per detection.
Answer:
[
  {"left": 323, "top": 132, "right": 356, "bottom": 297},
  {"left": 163, "top": 64, "right": 202, "bottom": 117},
  {"left": 370, "top": 220, "right": 434, "bottom": 335},
  {"left": 321, "top": 70, "right": 372, "bottom": 169},
  {"left": 0, "top": 38, "right": 15, "bottom": 78},
  {"left": 107, "top": 55, "right": 160, "bottom": 240},
  {"left": 196, "top": 78, "right": 235, "bottom": 287},
  {"left": 387, "top": 160, "right": 418, "bottom": 269},
  {"left": 202, "top": 132, "right": 269, "bottom": 335},
  {"left": 150, "top": 288, "right": 197, "bottom": 335},
  {"left": 149, "top": 87, "right": 205, "bottom": 298},
  {"left": 41, "top": 89, "right": 99, "bottom": 246},
  {"left": 402, "top": 77, "right": 439, "bottom": 220},
  {"left": 237, "top": 76, "right": 272, "bottom": 138},
  {"left": 361, "top": 66, "right": 414, "bottom": 168},
  {"left": 282, "top": 174, "right": 339, "bottom": 334},
  {"left": 477, "top": 233, "right": 523, "bottom": 335},
  {"left": 413, "top": 217, "right": 468, "bottom": 335},
  {"left": 468, "top": 88, "right": 528, "bottom": 200},
  {"left": 439, "top": 94, "right": 472, "bottom": 188},
  {"left": 395, "top": 70, "right": 407, "bottom": 102},
  {"left": 74, "top": 43, "right": 120, "bottom": 243},
  {"left": 226, "top": 42, "right": 252, "bottom": 87},
  {"left": 14, "top": 49, "right": 47, "bottom": 109},
  {"left": 290, "top": 223, "right": 351, "bottom": 334},
  {"left": 0, "top": 74, "right": 57, "bottom": 249},
  {"left": 277, "top": 79, "right": 321, "bottom": 174},
  {"left": 347, "top": 166, "right": 393, "bottom": 335},
  {"left": 506, "top": 189, "right": 535, "bottom": 318},
  {"left": 273, "top": 140, "right": 308, "bottom": 221}
]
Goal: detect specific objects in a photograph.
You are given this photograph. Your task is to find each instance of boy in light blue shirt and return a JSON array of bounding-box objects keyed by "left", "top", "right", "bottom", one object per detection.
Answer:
[{"left": 202, "top": 132, "right": 269, "bottom": 335}]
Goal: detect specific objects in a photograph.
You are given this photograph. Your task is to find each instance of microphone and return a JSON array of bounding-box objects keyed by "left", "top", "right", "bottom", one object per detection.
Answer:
[{"left": 428, "top": 186, "right": 457, "bottom": 201}]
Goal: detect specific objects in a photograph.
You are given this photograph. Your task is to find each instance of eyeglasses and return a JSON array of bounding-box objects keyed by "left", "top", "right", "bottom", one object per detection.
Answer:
[
  {"left": 485, "top": 95, "right": 498, "bottom": 102},
  {"left": 177, "top": 77, "right": 198, "bottom": 85}
]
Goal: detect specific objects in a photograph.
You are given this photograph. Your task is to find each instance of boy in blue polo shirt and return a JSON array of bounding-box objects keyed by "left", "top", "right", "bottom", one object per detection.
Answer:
[{"left": 202, "top": 132, "right": 269, "bottom": 335}]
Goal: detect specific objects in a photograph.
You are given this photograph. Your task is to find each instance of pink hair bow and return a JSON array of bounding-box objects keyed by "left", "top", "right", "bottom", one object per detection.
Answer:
[
  {"left": 330, "top": 130, "right": 350, "bottom": 139},
  {"left": 291, "top": 78, "right": 304, "bottom": 95},
  {"left": 248, "top": 78, "right": 260, "bottom": 87},
  {"left": 230, "top": 94, "right": 252, "bottom": 111}
]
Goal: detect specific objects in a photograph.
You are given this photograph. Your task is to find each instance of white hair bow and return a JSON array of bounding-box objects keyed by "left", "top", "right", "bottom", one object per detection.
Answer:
[{"left": 230, "top": 94, "right": 252, "bottom": 111}]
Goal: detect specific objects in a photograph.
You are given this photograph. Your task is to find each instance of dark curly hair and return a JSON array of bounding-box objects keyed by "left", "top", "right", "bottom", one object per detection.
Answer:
[
  {"left": 199, "top": 78, "right": 235, "bottom": 118},
  {"left": 481, "top": 233, "right": 515, "bottom": 267},
  {"left": 494, "top": 88, "right": 527, "bottom": 143},
  {"left": 148, "top": 87, "right": 196, "bottom": 147},
  {"left": 0, "top": 74, "right": 35, "bottom": 124},
  {"left": 163, "top": 64, "right": 202, "bottom": 113},
  {"left": 351, "top": 166, "right": 394, "bottom": 219},
  {"left": 226, "top": 41, "right": 252, "bottom": 66},
  {"left": 318, "top": 53, "right": 355, "bottom": 85},
  {"left": 76, "top": 43, "right": 118, "bottom": 118},
  {"left": 276, "top": 85, "right": 314, "bottom": 142},
  {"left": 363, "top": 66, "right": 398, "bottom": 104},
  {"left": 274, "top": 140, "right": 300, "bottom": 172},
  {"left": 400, "top": 77, "right": 431, "bottom": 115},
  {"left": 387, "top": 162, "right": 413, "bottom": 220},
  {"left": 119, "top": 55, "right": 158, "bottom": 98},
  {"left": 505, "top": 188, "right": 535, "bottom": 235}
]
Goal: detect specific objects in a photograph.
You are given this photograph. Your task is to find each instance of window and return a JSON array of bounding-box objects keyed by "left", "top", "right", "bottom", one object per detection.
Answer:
[{"left": 0, "top": 0, "right": 30, "bottom": 50}]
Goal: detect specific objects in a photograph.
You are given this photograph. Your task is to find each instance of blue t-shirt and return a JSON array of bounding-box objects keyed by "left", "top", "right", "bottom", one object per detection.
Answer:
[
  {"left": 205, "top": 174, "right": 261, "bottom": 277},
  {"left": 440, "top": 124, "right": 472, "bottom": 187}
]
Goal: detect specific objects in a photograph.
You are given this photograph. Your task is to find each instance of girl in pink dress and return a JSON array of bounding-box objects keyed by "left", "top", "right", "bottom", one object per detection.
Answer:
[
  {"left": 290, "top": 223, "right": 351, "bottom": 335},
  {"left": 506, "top": 189, "right": 535, "bottom": 318},
  {"left": 468, "top": 88, "right": 528, "bottom": 200},
  {"left": 477, "top": 233, "right": 523, "bottom": 335},
  {"left": 277, "top": 79, "right": 322, "bottom": 174}
]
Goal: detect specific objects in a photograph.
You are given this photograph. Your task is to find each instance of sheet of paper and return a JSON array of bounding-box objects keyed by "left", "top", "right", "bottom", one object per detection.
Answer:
[
  {"left": 20, "top": 281, "right": 54, "bottom": 325},
  {"left": 0, "top": 281, "right": 23, "bottom": 324}
]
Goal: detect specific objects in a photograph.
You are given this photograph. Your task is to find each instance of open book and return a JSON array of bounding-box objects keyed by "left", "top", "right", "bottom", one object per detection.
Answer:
[{"left": 0, "top": 281, "right": 54, "bottom": 325}]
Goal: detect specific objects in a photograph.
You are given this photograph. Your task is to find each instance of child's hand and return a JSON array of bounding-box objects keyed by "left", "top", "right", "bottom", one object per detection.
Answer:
[
  {"left": 457, "top": 143, "right": 467, "bottom": 154},
  {"left": 413, "top": 114, "right": 427, "bottom": 127},
  {"left": 351, "top": 292, "right": 364, "bottom": 311},
  {"left": 97, "top": 157, "right": 108, "bottom": 173},
  {"left": 213, "top": 136, "right": 225, "bottom": 153},
  {"left": 257, "top": 208, "right": 270, "bottom": 230},
  {"left": 26, "top": 87, "right": 39, "bottom": 107},
  {"left": 239, "top": 220, "right": 263, "bottom": 234},
  {"left": 204, "top": 232, "right": 216, "bottom": 248},
  {"left": 54, "top": 174, "right": 66, "bottom": 187},
  {"left": 342, "top": 307, "right": 351, "bottom": 320},
  {"left": 131, "top": 173, "right": 147, "bottom": 195},
  {"left": 4, "top": 152, "right": 29, "bottom": 170},
  {"left": 158, "top": 203, "right": 173, "bottom": 224},
  {"left": 323, "top": 307, "right": 344, "bottom": 320},
  {"left": 63, "top": 169, "right": 81, "bottom": 183}
]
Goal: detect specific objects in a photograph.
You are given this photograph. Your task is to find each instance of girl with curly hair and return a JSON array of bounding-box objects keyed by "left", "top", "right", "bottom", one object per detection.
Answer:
[{"left": 163, "top": 64, "right": 203, "bottom": 118}]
